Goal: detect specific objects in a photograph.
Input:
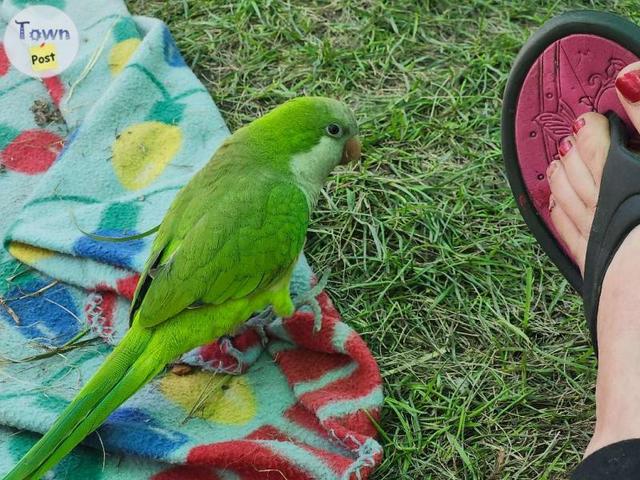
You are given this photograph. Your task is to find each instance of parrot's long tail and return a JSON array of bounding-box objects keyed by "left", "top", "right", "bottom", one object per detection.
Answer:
[{"left": 4, "top": 323, "right": 167, "bottom": 480}]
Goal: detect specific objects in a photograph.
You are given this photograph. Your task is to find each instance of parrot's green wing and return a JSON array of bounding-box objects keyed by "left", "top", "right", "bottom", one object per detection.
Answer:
[{"left": 131, "top": 176, "right": 309, "bottom": 328}]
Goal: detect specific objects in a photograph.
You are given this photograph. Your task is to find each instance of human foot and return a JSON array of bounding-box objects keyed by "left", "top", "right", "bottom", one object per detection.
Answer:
[
  {"left": 547, "top": 62, "right": 640, "bottom": 456},
  {"left": 547, "top": 112, "right": 609, "bottom": 275}
]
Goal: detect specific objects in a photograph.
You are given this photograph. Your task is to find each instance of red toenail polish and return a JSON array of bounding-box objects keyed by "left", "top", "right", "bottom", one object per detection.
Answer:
[
  {"left": 558, "top": 138, "right": 573, "bottom": 156},
  {"left": 616, "top": 70, "right": 640, "bottom": 103},
  {"left": 572, "top": 118, "right": 585, "bottom": 134}
]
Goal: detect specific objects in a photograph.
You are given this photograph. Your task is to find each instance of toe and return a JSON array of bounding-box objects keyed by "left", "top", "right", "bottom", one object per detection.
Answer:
[
  {"left": 616, "top": 61, "right": 640, "bottom": 133},
  {"left": 549, "top": 197, "right": 587, "bottom": 274},
  {"left": 547, "top": 155, "right": 592, "bottom": 238},
  {"left": 571, "top": 112, "right": 610, "bottom": 187},
  {"left": 559, "top": 134, "right": 598, "bottom": 209}
]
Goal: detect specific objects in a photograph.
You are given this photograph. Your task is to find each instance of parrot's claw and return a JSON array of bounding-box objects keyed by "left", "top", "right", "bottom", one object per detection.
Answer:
[
  {"left": 244, "top": 307, "right": 276, "bottom": 344},
  {"left": 311, "top": 301, "right": 323, "bottom": 333},
  {"left": 293, "top": 270, "right": 330, "bottom": 333},
  {"left": 246, "top": 306, "right": 275, "bottom": 327}
]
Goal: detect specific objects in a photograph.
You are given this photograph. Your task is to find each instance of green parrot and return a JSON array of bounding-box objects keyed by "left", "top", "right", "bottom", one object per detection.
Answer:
[{"left": 4, "top": 96, "right": 361, "bottom": 480}]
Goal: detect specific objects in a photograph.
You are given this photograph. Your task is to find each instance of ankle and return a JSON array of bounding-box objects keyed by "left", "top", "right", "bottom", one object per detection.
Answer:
[
  {"left": 597, "top": 228, "right": 640, "bottom": 332},
  {"left": 587, "top": 426, "right": 640, "bottom": 459}
]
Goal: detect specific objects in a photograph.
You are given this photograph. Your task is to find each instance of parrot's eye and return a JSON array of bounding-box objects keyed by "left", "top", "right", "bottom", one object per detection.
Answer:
[{"left": 326, "top": 123, "right": 342, "bottom": 137}]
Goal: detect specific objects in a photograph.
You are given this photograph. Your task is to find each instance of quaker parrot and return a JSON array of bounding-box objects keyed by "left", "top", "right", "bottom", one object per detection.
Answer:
[{"left": 4, "top": 96, "right": 361, "bottom": 480}]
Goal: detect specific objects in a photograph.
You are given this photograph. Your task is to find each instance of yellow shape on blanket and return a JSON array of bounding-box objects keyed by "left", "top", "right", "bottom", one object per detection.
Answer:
[
  {"left": 112, "top": 121, "right": 182, "bottom": 190},
  {"left": 108, "top": 38, "right": 141, "bottom": 75},
  {"left": 8, "top": 242, "right": 54, "bottom": 264},
  {"left": 160, "top": 370, "right": 257, "bottom": 425}
]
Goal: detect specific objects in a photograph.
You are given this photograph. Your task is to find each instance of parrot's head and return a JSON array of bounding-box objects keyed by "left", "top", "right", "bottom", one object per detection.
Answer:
[{"left": 243, "top": 96, "right": 361, "bottom": 207}]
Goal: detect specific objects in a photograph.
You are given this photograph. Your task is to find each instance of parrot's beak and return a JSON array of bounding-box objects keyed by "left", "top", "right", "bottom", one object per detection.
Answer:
[{"left": 341, "top": 136, "right": 361, "bottom": 164}]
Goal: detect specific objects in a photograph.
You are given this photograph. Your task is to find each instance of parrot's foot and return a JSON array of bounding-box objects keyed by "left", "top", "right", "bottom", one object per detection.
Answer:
[
  {"left": 244, "top": 307, "right": 275, "bottom": 345},
  {"left": 293, "top": 270, "right": 330, "bottom": 333},
  {"left": 246, "top": 306, "right": 274, "bottom": 327}
]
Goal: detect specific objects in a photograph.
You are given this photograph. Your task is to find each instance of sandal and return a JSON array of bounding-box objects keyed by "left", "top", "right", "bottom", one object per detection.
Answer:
[{"left": 502, "top": 11, "right": 640, "bottom": 352}]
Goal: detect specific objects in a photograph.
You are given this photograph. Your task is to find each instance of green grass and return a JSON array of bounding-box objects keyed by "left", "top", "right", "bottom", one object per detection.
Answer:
[{"left": 126, "top": 1, "right": 640, "bottom": 478}]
